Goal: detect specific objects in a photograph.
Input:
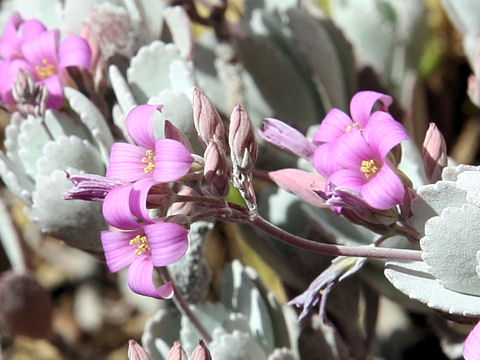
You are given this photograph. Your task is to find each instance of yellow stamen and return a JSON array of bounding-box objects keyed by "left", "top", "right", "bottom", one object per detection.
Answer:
[
  {"left": 360, "top": 159, "right": 381, "bottom": 179},
  {"left": 35, "top": 59, "right": 57, "bottom": 79},
  {"left": 345, "top": 122, "right": 361, "bottom": 132},
  {"left": 141, "top": 149, "right": 156, "bottom": 174},
  {"left": 129, "top": 235, "right": 151, "bottom": 255}
]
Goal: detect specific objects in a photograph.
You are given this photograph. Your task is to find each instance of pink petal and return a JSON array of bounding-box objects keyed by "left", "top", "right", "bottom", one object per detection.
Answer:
[
  {"left": 329, "top": 168, "right": 366, "bottom": 192},
  {"left": 360, "top": 163, "right": 405, "bottom": 210},
  {"left": 21, "top": 29, "right": 59, "bottom": 67},
  {"left": 126, "top": 104, "right": 163, "bottom": 149},
  {"left": 313, "top": 109, "right": 354, "bottom": 144},
  {"left": 144, "top": 222, "right": 188, "bottom": 266},
  {"left": 153, "top": 139, "right": 194, "bottom": 182},
  {"left": 106, "top": 142, "right": 150, "bottom": 182},
  {"left": 268, "top": 168, "right": 327, "bottom": 207},
  {"left": 313, "top": 142, "right": 342, "bottom": 177},
  {"left": 349, "top": 91, "right": 392, "bottom": 127},
  {"left": 127, "top": 257, "right": 174, "bottom": 299},
  {"left": 42, "top": 74, "right": 64, "bottom": 109},
  {"left": 58, "top": 35, "right": 91, "bottom": 70},
  {"left": 129, "top": 178, "right": 158, "bottom": 221},
  {"left": 334, "top": 129, "right": 376, "bottom": 170},
  {"left": 102, "top": 185, "right": 140, "bottom": 230},
  {"left": 21, "top": 19, "right": 47, "bottom": 42},
  {"left": 464, "top": 321, "right": 480, "bottom": 360},
  {"left": 101, "top": 229, "right": 141, "bottom": 272},
  {"left": 0, "top": 12, "right": 23, "bottom": 59},
  {"left": 363, "top": 111, "right": 410, "bottom": 159}
]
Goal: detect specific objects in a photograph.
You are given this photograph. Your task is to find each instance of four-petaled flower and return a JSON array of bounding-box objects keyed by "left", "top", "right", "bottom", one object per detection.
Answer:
[{"left": 0, "top": 12, "right": 92, "bottom": 109}]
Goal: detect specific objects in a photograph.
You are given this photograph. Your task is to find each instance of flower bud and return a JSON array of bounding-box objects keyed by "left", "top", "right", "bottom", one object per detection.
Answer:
[
  {"left": 422, "top": 122, "right": 447, "bottom": 183},
  {"left": 169, "top": 186, "right": 196, "bottom": 217},
  {"left": 64, "top": 173, "right": 123, "bottom": 202},
  {"left": 128, "top": 340, "right": 154, "bottom": 360},
  {"left": 166, "top": 341, "right": 188, "bottom": 360},
  {"left": 228, "top": 104, "right": 258, "bottom": 172},
  {"left": 204, "top": 140, "right": 231, "bottom": 197},
  {"left": 193, "top": 88, "right": 226, "bottom": 147},
  {"left": 165, "top": 120, "right": 193, "bottom": 153},
  {"left": 190, "top": 340, "right": 212, "bottom": 360},
  {"left": 260, "top": 118, "right": 317, "bottom": 160}
]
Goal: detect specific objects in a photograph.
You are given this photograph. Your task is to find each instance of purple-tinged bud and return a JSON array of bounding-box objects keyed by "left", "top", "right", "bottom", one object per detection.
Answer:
[
  {"left": 260, "top": 118, "right": 317, "bottom": 161},
  {"left": 193, "top": 88, "right": 227, "bottom": 147},
  {"left": 204, "top": 140, "right": 231, "bottom": 197},
  {"left": 169, "top": 186, "right": 196, "bottom": 217},
  {"left": 64, "top": 173, "right": 124, "bottom": 202},
  {"left": 422, "top": 123, "right": 447, "bottom": 184},
  {"left": 190, "top": 340, "right": 212, "bottom": 360},
  {"left": 0, "top": 271, "right": 52, "bottom": 339},
  {"left": 165, "top": 120, "right": 193, "bottom": 153},
  {"left": 228, "top": 104, "right": 258, "bottom": 172},
  {"left": 268, "top": 169, "right": 326, "bottom": 207},
  {"left": 128, "top": 340, "right": 154, "bottom": 360},
  {"left": 166, "top": 341, "right": 188, "bottom": 360}
]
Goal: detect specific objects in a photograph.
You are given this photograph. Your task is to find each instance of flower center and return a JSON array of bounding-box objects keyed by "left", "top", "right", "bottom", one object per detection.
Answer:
[
  {"left": 141, "top": 149, "right": 156, "bottom": 174},
  {"left": 346, "top": 122, "right": 361, "bottom": 132},
  {"left": 35, "top": 58, "right": 57, "bottom": 79},
  {"left": 129, "top": 235, "right": 151, "bottom": 255},
  {"left": 360, "top": 159, "right": 381, "bottom": 179}
]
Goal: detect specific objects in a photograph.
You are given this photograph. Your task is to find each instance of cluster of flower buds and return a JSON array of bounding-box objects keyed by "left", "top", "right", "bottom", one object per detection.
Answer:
[
  {"left": 0, "top": 12, "right": 91, "bottom": 110},
  {"left": 128, "top": 339, "right": 211, "bottom": 360}
]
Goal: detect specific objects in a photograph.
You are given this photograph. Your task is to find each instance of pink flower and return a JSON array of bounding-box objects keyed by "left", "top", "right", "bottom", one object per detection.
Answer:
[
  {"left": 464, "top": 321, "right": 480, "bottom": 360},
  {"left": 101, "top": 220, "right": 188, "bottom": 299},
  {"left": 107, "top": 105, "right": 194, "bottom": 184},
  {"left": 313, "top": 90, "right": 392, "bottom": 144},
  {"left": 0, "top": 12, "right": 92, "bottom": 109},
  {"left": 314, "top": 111, "right": 409, "bottom": 210}
]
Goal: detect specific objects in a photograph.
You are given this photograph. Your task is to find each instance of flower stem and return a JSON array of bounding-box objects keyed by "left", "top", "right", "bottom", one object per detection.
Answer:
[
  {"left": 250, "top": 215, "right": 423, "bottom": 261},
  {"left": 160, "top": 268, "right": 212, "bottom": 343}
]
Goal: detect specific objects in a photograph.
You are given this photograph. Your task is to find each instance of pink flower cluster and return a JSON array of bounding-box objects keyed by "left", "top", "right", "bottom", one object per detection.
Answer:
[
  {"left": 101, "top": 105, "right": 194, "bottom": 299},
  {"left": 0, "top": 12, "right": 91, "bottom": 109},
  {"left": 313, "top": 91, "right": 410, "bottom": 210}
]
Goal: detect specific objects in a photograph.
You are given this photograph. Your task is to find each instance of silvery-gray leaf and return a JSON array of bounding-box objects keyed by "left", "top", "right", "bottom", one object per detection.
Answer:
[
  {"left": 0, "top": 153, "right": 34, "bottom": 204},
  {"left": 398, "top": 139, "right": 427, "bottom": 189},
  {"left": 4, "top": 112, "right": 24, "bottom": 165},
  {"left": 109, "top": 65, "right": 138, "bottom": 118},
  {"left": 209, "top": 329, "right": 267, "bottom": 360},
  {"left": 148, "top": 91, "right": 198, "bottom": 148},
  {"left": 456, "top": 170, "right": 480, "bottom": 206},
  {"left": 221, "top": 260, "right": 275, "bottom": 355},
  {"left": 180, "top": 302, "right": 229, "bottom": 354},
  {"left": 112, "top": 104, "right": 129, "bottom": 142},
  {"left": 64, "top": 87, "right": 114, "bottom": 163},
  {"left": 168, "top": 221, "right": 213, "bottom": 303},
  {"left": 135, "top": 0, "right": 167, "bottom": 42},
  {"left": 385, "top": 260, "right": 480, "bottom": 316},
  {"left": 244, "top": 266, "right": 292, "bottom": 349},
  {"left": 421, "top": 204, "right": 480, "bottom": 296},
  {"left": 288, "top": 8, "right": 347, "bottom": 110},
  {"left": 0, "top": 0, "right": 62, "bottom": 29},
  {"left": 16, "top": 111, "right": 91, "bottom": 179},
  {"left": 463, "top": 32, "right": 480, "bottom": 69},
  {"left": 36, "top": 135, "right": 104, "bottom": 176},
  {"left": 30, "top": 169, "right": 106, "bottom": 253},
  {"left": 168, "top": 59, "right": 195, "bottom": 99},
  {"left": 244, "top": 0, "right": 297, "bottom": 20},
  {"left": 0, "top": 194, "right": 26, "bottom": 272},
  {"left": 442, "top": 164, "right": 480, "bottom": 181},
  {"left": 163, "top": 6, "right": 193, "bottom": 60},
  {"left": 223, "top": 312, "right": 251, "bottom": 334},
  {"left": 409, "top": 181, "right": 467, "bottom": 236},
  {"left": 235, "top": 34, "right": 318, "bottom": 127},
  {"left": 267, "top": 348, "right": 296, "bottom": 360},
  {"left": 62, "top": 0, "right": 98, "bottom": 33},
  {"left": 127, "top": 41, "right": 192, "bottom": 103},
  {"left": 441, "top": 0, "right": 480, "bottom": 34},
  {"left": 142, "top": 306, "right": 182, "bottom": 360}
]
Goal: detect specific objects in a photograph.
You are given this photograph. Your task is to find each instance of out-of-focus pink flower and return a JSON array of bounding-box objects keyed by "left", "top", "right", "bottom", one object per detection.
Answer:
[
  {"left": 101, "top": 219, "right": 188, "bottom": 299},
  {"left": 107, "top": 105, "right": 194, "bottom": 184},
  {"left": 464, "top": 321, "right": 480, "bottom": 360},
  {"left": 0, "top": 12, "right": 92, "bottom": 109},
  {"left": 313, "top": 90, "right": 392, "bottom": 145}
]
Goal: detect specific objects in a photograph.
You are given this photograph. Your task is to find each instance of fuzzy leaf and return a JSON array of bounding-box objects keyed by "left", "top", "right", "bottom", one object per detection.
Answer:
[
  {"left": 142, "top": 307, "right": 182, "bottom": 360},
  {"left": 442, "top": 0, "right": 480, "bottom": 34}
]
